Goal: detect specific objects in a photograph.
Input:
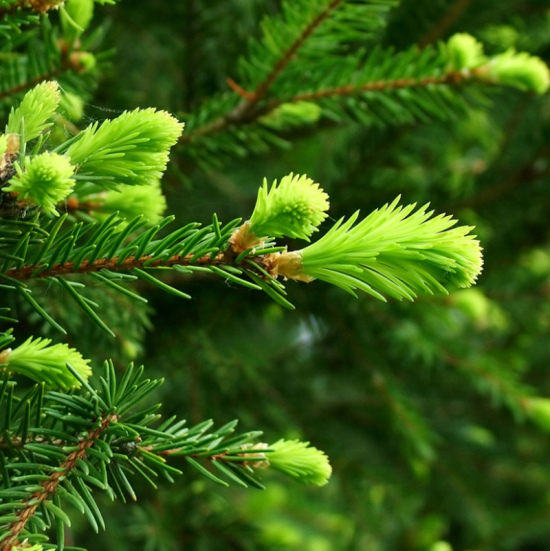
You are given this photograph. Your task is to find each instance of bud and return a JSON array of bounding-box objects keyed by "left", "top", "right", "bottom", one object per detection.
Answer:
[
  {"left": 447, "top": 33, "right": 486, "bottom": 71},
  {"left": 61, "top": 0, "right": 94, "bottom": 42},
  {"left": 6, "top": 152, "right": 75, "bottom": 215},
  {"left": 66, "top": 108, "right": 184, "bottom": 190},
  {"left": 96, "top": 180, "right": 167, "bottom": 225},
  {"left": 1, "top": 337, "right": 92, "bottom": 389},
  {"left": 267, "top": 197, "right": 483, "bottom": 301},
  {"left": 487, "top": 50, "right": 550, "bottom": 94},
  {"left": 230, "top": 173, "right": 329, "bottom": 253},
  {"left": 525, "top": 398, "right": 550, "bottom": 432},
  {"left": 262, "top": 439, "right": 332, "bottom": 486},
  {"left": 6, "top": 81, "right": 60, "bottom": 142}
]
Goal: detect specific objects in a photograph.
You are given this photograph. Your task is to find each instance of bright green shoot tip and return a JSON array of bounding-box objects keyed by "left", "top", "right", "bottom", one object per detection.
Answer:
[
  {"left": 267, "top": 197, "right": 483, "bottom": 302},
  {"left": 265, "top": 439, "right": 332, "bottom": 486},
  {"left": 0, "top": 337, "right": 92, "bottom": 389},
  {"left": 6, "top": 81, "right": 61, "bottom": 142},
  {"left": 5, "top": 152, "right": 75, "bottom": 215},
  {"left": 447, "top": 33, "right": 487, "bottom": 71},
  {"left": 231, "top": 173, "right": 329, "bottom": 252}
]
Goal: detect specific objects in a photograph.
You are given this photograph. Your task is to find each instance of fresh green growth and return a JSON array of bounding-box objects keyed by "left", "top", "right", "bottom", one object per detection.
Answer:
[
  {"left": 232, "top": 173, "right": 329, "bottom": 252},
  {"left": 447, "top": 33, "right": 487, "bottom": 71},
  {"left": 61, "top": 0, "right": 95, "bottom": 42},
  {"left": 1, "top": 337, "right": 92, "bottom": 389},
  {"left": 66, "top": 108, "right": 184, "bottom": 190},
  {"left": 6, "top": 152, "right": 75, "bottom": 215},
  {"left": 526, "top": 398, "right": 550, "bottom": 431},
  {"left": 488, "top": 50, "right": 550, "bottom": 94},
  {"left": 249, "top": 173, "right": 329, "bottom": 240},
  {"left": 97, "top": 180, "right": 167, "bottom": 225},
  {"left": 6, "top": 81, "right": 60, "bottom": 141},
  {"left": 273, "top": 197, "right": 483, "bottom": 301},
  {"left": 264, "top": 439, "right": 332, "bottom": 486}
]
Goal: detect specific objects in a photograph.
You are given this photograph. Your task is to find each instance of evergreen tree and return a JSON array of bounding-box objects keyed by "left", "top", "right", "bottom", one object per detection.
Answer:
[{"left": 0, "top": 1, "right": 548, "bottom": 550}]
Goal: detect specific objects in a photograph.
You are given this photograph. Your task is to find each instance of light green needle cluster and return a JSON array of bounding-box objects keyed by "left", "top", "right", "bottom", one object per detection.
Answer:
[
  {"left": 1, "top": 337, "right": 92, "bottom": 389},
  {"left": 99, "top": 180, "right": 167, "bottom": 225},
  {"left": 274, "top": 197, "right": 483, "bottom": 301},
  {"left": 266, "top": 439, "right": 332, "bottom": 486},
  {"left": 445, "top": 33, "right": 550, "bottom": 94},
  {"left": 249, "top": 173, "right": 329, "bottom": 240},
  {"left": 447, "top": 33, "right": 487, "bottom": 71},
  {"left": 526, "top": 398, "right": 550, "bottom": 432},
  {"left": 66, "top": 108, "right": 184, "bottom": 190},
  {"left": 6, "top": 152, "right": 75, "bottom": 215},
  {"left": 488, "top": 50, "right": 550, "bottom": 95},
  {"left": 6, "top": 81, "right": 60, "bottom": 141}
]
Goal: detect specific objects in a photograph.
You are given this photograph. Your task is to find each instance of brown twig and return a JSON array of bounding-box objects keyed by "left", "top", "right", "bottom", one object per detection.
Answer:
[
  {"left": 0, "top": 413, "right": 118, "bottom": 551},
  {"left": 266, "top": 72, "right": 467, "bottom": 108},
  {"left": 181, "top": 70, "right": 473, "bottom": 145},
  {"left": 6, "top": 251, "right": 230, "bottom": 281},
  {"left": 246, "top": 0, "right": 344, "bottom": 105},
  {"left": 418, "top": 0, "right": 475, "bottom": 47}
]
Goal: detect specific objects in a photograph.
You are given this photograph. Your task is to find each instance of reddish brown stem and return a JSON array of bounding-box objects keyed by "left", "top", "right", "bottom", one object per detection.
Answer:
[
  {"left": 6, "top": 252, "right": 232, "bottom": 281},
  {"left": 0, "top": 413, "right": 118, "bottom": 551},
  {"left": 247, "top": 0, "right": 344, "bottom": 104}
]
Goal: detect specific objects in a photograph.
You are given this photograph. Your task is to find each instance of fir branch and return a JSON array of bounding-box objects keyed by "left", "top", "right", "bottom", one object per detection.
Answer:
[
  {"left": 266, "top": 71, "right": 466, "bottom": 108},
  {"left": 5, "top": 251, "right": 230, "bottom": 280},
  {"left": 238, "top": 0, "right": 344, "bottom": 106},
  {"left": 0, "top": 412, "right": 118, "bottom": 551}
]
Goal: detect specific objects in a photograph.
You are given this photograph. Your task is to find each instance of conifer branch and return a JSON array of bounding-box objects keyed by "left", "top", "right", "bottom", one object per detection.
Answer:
[
  {"left": 0, "top": 413, "right": 118, "bottom": 551},
  {"left": 240, "top": 0, "right": 344, "bottom": 105},
  {"left": 5, "top": 251, "right": 230, "bottom": 280},
  {"left": 267, "top": 71, "right": 467, "bottom": 108}
]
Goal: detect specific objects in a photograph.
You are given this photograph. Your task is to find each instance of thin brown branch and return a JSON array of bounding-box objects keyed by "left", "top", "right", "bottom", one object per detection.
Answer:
[
  {"left": 267, "top": 72, "right": 466, "bottom": 108},
  {"left": 0, "top": 413, "right": 118, "bottom": 551},
  {"left": 247, "top": 0, "right": 344, "bottom": 104},
  {"left": 418, "top": 0, "right": 474, "bottom": 47},
  {"left": 6, "top": 251, "right": 231, "bottom": 281}
]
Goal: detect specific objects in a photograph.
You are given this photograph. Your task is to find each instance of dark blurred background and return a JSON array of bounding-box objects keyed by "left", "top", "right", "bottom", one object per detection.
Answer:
[{"left": 37, "top": 1, "right": 550, "bottom": 549}]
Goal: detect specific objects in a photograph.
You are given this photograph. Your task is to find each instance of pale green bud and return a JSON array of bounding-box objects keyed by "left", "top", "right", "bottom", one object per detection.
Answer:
[
  {"left": 1, "top": 337, "right": 92, "bottom": 389},
  {"left": 269, "top": 197, "right": 483, "bottom": 301},
  {"left": 6, "top": 152, "right": 75, "bottom": 215},
  {"left": 447, "top": 33, "right": 487, "bottom": 71},
  {"left": 264, "top": 439, "right": 332, "bottom": 486},
  {"left": 250, "top": 174, "right": 329, "bottom": 240},
  {"left": 526, "top": 398, "right": 550, "bottom": 431},
  {"left": 487, "top": 50, "right": 550, "bottom": 94},
  {"left": 67, "top": 108, "right": 184, "bottom": 190},
  {"left": 231, "top": 173, "right": 329, "bottom": 253},
  {"left": 59, "top": 91, "right": 85, "bottom": 122},
  {"left": 7, "top": 81, "right": 60, "bottom": 141},
  {"left": 98, "top": 181, "right": 167, "bottom": 225},
  {"left": 260, "top": 101, "right": 322, "bottom": 130}
]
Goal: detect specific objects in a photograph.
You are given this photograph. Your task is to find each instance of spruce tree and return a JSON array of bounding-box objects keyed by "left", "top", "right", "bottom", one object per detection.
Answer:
[{"left": 0, "top": 1, "right": 548, "bottom": 550}]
